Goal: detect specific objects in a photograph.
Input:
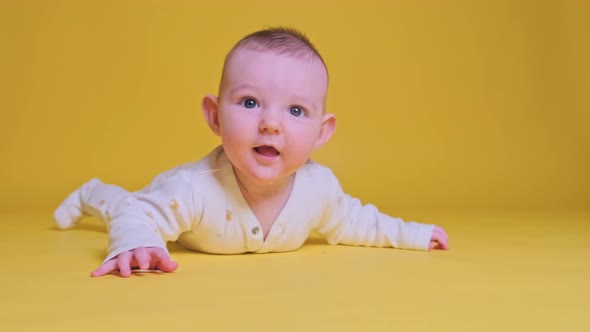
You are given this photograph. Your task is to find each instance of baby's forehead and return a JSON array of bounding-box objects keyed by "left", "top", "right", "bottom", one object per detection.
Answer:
[
  {"left": 227, "top": 46, "right": 325, "bottom": 69},
  {"left": 220, "top": 48, "right": 328, "bottom": 108},
  {"left": 224, "top": 49, "right": 326, "bottom": 82},
  {"left": 223, "top": 48, "right": 328, "bottom": 86}
]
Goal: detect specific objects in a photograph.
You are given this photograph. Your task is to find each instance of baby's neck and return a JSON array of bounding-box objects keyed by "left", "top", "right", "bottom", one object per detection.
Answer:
[
  {"left": 233, "top": 166, "right": 294, "bottom": 198},
  {"left": 234, "top": 171, "right": 295, "bottom": 238}
]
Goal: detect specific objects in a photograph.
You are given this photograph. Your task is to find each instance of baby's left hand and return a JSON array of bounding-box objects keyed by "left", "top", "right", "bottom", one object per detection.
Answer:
[{"left": 429, "top": 226, "right": 449, "bottom": 250}]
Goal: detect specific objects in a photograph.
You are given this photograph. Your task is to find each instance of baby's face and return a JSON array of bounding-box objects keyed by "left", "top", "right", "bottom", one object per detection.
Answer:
[{"left": 216, "top": 49, "right": 330, "bottom": 185}]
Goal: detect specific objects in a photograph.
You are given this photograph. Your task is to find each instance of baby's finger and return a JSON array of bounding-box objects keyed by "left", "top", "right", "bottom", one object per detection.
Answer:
[
  {"left": 91, "top": 259, "right": 118, "bottom": 277},
  {"left": 151, "top": 249, "right": 178, "bottom": 272},
  {"left": 433, "top": 234, "right": 449, "bottom": 250},
  {"left": 439, "top": 237, "right": 449, "bottom": 250},
  {"left": 431, "top": 227, "right": 449, "bottom": 250},
  {"left": 133, "top": 247, "right": 150, "bottom": 270},
  {"left": 117, "top": 251, "right": 133, "bottom": 278}
]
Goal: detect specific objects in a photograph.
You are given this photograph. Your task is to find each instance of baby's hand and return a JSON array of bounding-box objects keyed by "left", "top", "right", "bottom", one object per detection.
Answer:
[
  {"left": 429, "top": 226, "right": 449, "bottom": 250},
  {"left": 91, "top": 247, "right": 178, "bottom": 278}
]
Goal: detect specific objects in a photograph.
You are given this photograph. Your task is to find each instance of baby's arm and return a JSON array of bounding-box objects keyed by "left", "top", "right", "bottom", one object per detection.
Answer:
[
  {"left": 91, "top": 247, "right": 178, "bottom": 277},
  {"left": 94, "top": 173, "right": 198, "bottom": 277},
  {"left": 316, "top": 173, "right": 449, "bottom": 251}
]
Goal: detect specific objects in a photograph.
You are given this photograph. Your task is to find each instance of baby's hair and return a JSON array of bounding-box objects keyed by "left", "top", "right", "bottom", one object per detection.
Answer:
[{"left": 225, "top": 26, "right": 327, "bottom": 72}]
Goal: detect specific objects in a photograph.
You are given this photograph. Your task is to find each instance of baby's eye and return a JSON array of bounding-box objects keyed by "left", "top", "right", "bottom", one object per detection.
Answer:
[
  {"left": 289, "top": 106, "right": 304, "bottom": 117},
  {"left": 241, "top": 98, "right": 259, "bottom": 109}
]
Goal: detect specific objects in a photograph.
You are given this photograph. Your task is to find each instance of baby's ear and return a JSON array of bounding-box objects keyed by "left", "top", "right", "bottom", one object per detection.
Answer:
[
  {"left": 202, "top": 95, "right": 221, "bottom": 136},
  {"left": 315, "top": 113, "right": 337, "bottom": 149}
]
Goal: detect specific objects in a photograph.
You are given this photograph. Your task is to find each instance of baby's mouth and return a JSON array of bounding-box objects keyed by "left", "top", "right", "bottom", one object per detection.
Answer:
[{"left": 254, "top": 145, "right": 280, "bottom": 157}]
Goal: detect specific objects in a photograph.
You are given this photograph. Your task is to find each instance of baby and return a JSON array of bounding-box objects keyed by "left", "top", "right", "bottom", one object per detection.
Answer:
[{"left": 54, "top": 27, "right": 448, "bottom": 277}]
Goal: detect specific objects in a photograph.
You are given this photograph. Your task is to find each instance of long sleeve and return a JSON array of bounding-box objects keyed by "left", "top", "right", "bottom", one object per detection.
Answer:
[
  {"left": 104, "top": 172, "right": 199, "bottom": 262},
  {"left": 315, "top": 170, "right": 434, "bottom": 251}
]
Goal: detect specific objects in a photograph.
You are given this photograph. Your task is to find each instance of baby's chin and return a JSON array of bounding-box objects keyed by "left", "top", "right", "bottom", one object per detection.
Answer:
[{"left": 233, "top": 165, "right": 295, "bottom": 187}]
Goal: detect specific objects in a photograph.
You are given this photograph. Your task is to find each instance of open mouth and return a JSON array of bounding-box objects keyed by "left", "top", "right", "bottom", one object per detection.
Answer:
[{"left": 254, "top": 145, "right": 280, "bottom": 157}]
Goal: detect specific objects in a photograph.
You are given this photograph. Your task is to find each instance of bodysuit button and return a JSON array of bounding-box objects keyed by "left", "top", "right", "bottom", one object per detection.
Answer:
[{"left": 251, "top": 226, "right": 260, "bottom": 235}]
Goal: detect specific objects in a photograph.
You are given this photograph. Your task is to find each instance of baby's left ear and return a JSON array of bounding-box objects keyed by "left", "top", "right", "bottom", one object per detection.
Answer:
[{"left": 315, "top": 113, "right": 337, "bottom": 149}]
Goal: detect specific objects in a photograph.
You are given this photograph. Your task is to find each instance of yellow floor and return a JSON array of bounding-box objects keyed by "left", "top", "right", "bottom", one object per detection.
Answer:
[{"left": 1, "top": 210, "right": 588, "bottom": 331}]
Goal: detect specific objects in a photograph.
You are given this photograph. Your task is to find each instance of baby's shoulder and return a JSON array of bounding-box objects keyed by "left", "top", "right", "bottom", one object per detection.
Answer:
[
  {"left": 298, "top": 160, "right": 340, "bottom": 189},
  {"left": 294, "top": 161, "right": 345, "bottom": 209},
  {"left": 148, "top": 148, "right": 222, "bottom": 188}
]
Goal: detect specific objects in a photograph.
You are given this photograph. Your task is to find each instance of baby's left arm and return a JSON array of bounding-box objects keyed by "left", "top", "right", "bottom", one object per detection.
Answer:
[{"left": 315, "top": 173, "right": 449, "bottom": 251}]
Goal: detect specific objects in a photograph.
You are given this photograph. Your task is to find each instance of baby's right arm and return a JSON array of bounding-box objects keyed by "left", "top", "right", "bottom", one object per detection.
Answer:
[
  {"left": 91, "top": 246, "right": 178, "bottom": 278},
  {"left": 98, "top": 172, "right": 199, "bottom": 275}
]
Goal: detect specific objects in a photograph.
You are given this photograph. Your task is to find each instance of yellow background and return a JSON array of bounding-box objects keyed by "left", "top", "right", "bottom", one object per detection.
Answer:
[
  {"left": 1, "top": 1, "right": 590, "bottom": 331},
  {"left": 2, "top": 0, "right": 588, "bottom": 214}
]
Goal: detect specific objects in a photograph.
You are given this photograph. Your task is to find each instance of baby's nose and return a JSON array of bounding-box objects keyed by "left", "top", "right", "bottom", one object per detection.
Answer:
[{"left": 259, "top": 110, "right": 281, "bottom": 133}]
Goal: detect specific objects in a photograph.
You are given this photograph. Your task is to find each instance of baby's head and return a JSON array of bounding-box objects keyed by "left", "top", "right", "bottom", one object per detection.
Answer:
[
  {"left": 219, "top": 27, "right": 329, "bottom": 101},
  {"left": 202, "top": 27, "right": 336, "bottom": 185}
]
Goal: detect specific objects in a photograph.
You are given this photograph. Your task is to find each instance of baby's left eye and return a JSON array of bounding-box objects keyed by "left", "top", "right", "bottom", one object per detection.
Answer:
[{"left": 289, "top": 106, "right": 304, "bottom": 117}]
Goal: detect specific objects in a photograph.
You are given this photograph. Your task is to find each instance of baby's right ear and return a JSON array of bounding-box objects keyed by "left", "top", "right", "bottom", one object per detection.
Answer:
[{"left": 202, "top": 95, "right": 221, "bottom": 136}]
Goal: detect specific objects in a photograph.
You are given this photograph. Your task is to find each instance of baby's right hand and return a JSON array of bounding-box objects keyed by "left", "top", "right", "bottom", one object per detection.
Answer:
[{"left": 91, "top": 247, "right": 178, "bottom": 278}]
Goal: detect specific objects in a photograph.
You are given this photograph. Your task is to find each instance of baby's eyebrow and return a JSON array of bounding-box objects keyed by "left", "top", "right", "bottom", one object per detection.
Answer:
[
  {"left": 291, "top": 95, "right": 315, "bottom": 108},
  {"left": 229, "top": 84, "right": 257, "bottom": 96}
]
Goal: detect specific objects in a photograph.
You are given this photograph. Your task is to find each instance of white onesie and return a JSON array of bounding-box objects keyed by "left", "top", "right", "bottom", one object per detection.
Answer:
[{"left": 54, "top": 146, "right": 435, "bottom": 262}]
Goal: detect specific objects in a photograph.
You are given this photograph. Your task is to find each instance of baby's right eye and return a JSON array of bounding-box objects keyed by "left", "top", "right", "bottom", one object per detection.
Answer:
[{"left": 241, "top": 98, "right": 259, "bottom": 109}]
